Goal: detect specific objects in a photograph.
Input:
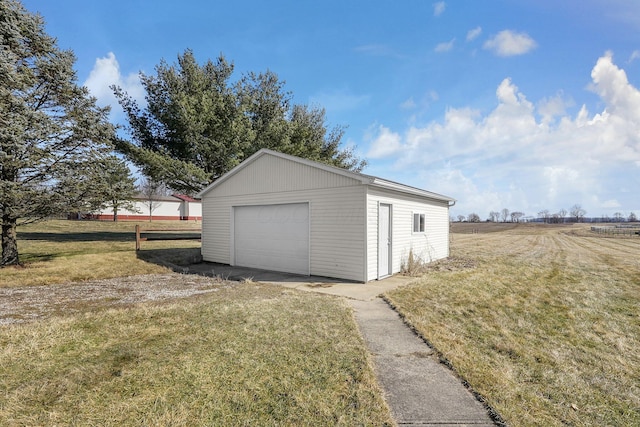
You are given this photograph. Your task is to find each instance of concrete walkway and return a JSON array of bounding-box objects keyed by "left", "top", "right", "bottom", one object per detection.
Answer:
[
  {"left": 351, "top": 298, "right": 495, "bottom": 426},
  {"left": 187, "top": 263, "right": 496, "bottom": 425}
]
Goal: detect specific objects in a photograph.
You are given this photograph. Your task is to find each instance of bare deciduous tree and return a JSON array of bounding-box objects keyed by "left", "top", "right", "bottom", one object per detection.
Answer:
[
  {"left": 538, "top": 209, "right": 550, "bottom": 223},
  {"left": 570, "top": 204, "right": 586, "bottom": 222},
  {"left": 511, "top": 212, "right": 525, "bottom": 223},
  {"left": 558, "top": 208, "right": 567, "bottom": 222},
  {"left": 489, "top": 211, "right": 500, "bottom": 222},
  {"left": 138, "top": 177, "right": 168, "bottom": 222},
  {"left": 468, "top": 213, "right": 480, "bottom": 223},
  {"left": 501, "top": 208, "right": 510, "bottom": 222}
]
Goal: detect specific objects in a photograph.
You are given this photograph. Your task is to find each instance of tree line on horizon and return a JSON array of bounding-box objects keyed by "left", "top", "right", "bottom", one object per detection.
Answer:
[
  {"left": 0, "top": 0, "right": 365, "bottom": 266},
  {"left": 456, "top": 205, "right": 638, "bottom": 224}
]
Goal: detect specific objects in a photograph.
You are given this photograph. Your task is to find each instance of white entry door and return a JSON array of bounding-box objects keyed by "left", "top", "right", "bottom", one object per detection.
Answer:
[
  {"left": 233, "top": 203, "right": 309, "bottom": 275},
  {"left": 378, "top": 203, "right": 392, "bottom": 279}
]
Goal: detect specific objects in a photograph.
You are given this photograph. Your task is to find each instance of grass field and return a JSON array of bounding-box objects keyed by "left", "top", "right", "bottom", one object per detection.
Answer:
[
  {"left": 5, "top": 219, "right": 639, "bottom": 425},
  {"left": 386, "top": 223, "right": 640, "bottom": 426},
  {"left": 0, "top": 220, "right": 393, "bottom": 425},
  {"left": 2, "top": 220, "right": 202, "bottom": 287},
  {"left": 0, "top": 284, "right": 392, "bottom": 426}
]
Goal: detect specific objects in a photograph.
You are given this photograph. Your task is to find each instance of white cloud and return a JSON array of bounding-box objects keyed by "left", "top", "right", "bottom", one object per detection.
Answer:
[
  {"left": 589, "top": 51, "right": 640, "bottom": 123},
  {"left": 84, "top": 52, "right": 144, "bottom": 120},
  {"left": 466, "top": 26, "right": 482, "bottom": 42},
  {"left": 367, "top": 125, "right": 403, "bottom": 158},
  {"left": 629, "top": 50, "right": 640, "bottom": 63},
  {"left": 483, "top": 30, "right": 537, "bottom": 56},
  {"left": 364, "top": 54, "right": 640, "bottom": 218},
  {"left": 601, "top": 199, "right": 621, "bottom": 209},
  {"left": 434, "top": 38, "right": 455, "bottom": 53},
  {"left": 542, "top": 166, "right": 581, "bottom": 203},
  {"left": 433, "top": 1, "right": 446, "bottom": 17},
  {"left": 537, "top": 92, "right": 574, "bottom": 124}
]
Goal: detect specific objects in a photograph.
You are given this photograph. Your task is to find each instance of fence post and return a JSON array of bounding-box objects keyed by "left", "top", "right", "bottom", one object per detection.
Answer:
[{"left": 135, "top": 225, "right": 141, "bottom": 251}]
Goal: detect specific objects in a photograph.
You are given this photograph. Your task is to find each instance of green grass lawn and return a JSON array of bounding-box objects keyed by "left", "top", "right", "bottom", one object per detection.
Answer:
[{"left": 386, "top": 224, "right": 640, "bottom": 426}]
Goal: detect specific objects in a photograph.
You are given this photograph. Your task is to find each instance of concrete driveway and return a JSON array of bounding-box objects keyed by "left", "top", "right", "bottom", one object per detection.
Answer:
[{"left": 184, "top": 262, "right": 416, "bottom": 301}]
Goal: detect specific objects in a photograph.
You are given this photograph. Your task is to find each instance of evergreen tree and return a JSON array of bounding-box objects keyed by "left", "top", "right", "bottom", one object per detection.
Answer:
[
  {"left": 0, "top": 0, "right": 115, "bottom": 266},
  {"left": 91, "top": 156, "right": 139, "bottom": 222},
  {"left": 59, "top": 155, "right": 139, "bottom": 221},
  {"left": 113, "top": 49, "right": 366, "bottom": 194}
]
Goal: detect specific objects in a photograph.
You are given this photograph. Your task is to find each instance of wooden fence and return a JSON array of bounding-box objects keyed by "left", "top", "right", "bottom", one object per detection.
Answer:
[{"left": 135, "top": 225, "right": 202, "bottom": 250}]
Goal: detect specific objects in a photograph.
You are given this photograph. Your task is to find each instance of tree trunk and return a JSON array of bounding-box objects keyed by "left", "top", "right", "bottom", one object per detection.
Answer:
[{"left": 1, "top": 217, "right": 19, "bottom": 266}]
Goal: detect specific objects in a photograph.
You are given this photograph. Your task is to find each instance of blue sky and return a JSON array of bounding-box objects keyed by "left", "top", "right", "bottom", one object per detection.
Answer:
[{"left": 23, "top": 0, "right": 640, "bottom": 220}]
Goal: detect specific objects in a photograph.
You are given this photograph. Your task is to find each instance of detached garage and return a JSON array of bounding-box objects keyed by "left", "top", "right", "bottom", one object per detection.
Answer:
[{"left": 197, "top": 149, "right": 455, "bottom": 282}]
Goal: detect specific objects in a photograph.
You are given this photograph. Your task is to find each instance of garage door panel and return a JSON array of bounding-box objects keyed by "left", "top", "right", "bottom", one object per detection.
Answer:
[{"left": 234, "top": 203, "right": 309, "bottom": 275}]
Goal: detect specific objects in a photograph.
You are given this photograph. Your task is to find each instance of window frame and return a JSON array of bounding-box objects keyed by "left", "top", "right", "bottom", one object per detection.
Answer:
[{"left": 412, "top": 212, "right": 425, "bottom": 234}]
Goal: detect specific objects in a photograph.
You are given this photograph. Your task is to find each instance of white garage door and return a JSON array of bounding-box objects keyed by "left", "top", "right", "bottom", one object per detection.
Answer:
[{"left": 234, "top": 203, "right": 309, "bottom": 275}]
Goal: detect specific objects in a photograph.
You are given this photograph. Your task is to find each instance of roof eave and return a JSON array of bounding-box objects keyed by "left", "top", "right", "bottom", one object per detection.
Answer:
[{"left": 369, "top": 178, "right": 456, "bottom": 203}]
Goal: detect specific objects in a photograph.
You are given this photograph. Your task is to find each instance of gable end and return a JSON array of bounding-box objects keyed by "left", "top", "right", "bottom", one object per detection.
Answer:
[{"left": 200, "top": 150, "right": 364, "bottom": 197}]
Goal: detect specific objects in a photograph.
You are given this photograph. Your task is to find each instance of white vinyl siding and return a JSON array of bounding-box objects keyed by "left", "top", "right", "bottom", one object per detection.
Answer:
[
  {"left": 200, "top": 197, "right": 230, "bottom": 263},
  {"left": 201, "top": 154, "right": 367, "bottom": 281},
  {"left": 200, "top": 150, "right": 453, "bottom": 283},
  {"left": 209, "top": 153, "right": 362, "bottom": 197},
  {"left": 366, "top": 187, "right": 450, "bottom": 281}
]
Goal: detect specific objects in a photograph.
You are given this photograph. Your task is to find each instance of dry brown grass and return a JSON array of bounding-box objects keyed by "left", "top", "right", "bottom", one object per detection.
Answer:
[
  {"left": 2, "top": 220, "right": 201, "bottom": 287},
  {"left": 0, "top": 282, "right": 393, "bottom": 426},
  {"left": 386, "top": 223, "right": 640, "bottom": 426},
  {"left": 1, "top": 220, "right": 393, "bottom": 426}
]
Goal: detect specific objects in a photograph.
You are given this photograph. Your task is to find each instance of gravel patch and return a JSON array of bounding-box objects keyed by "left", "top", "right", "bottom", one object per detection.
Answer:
[{"left": 0, "top": 273, "right": 232, "bottom": 326}]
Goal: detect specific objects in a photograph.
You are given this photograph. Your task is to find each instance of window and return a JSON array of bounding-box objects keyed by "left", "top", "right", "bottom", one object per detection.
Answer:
[{"left": 413, "top": 213, "right": 425, "bottom": 233}]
